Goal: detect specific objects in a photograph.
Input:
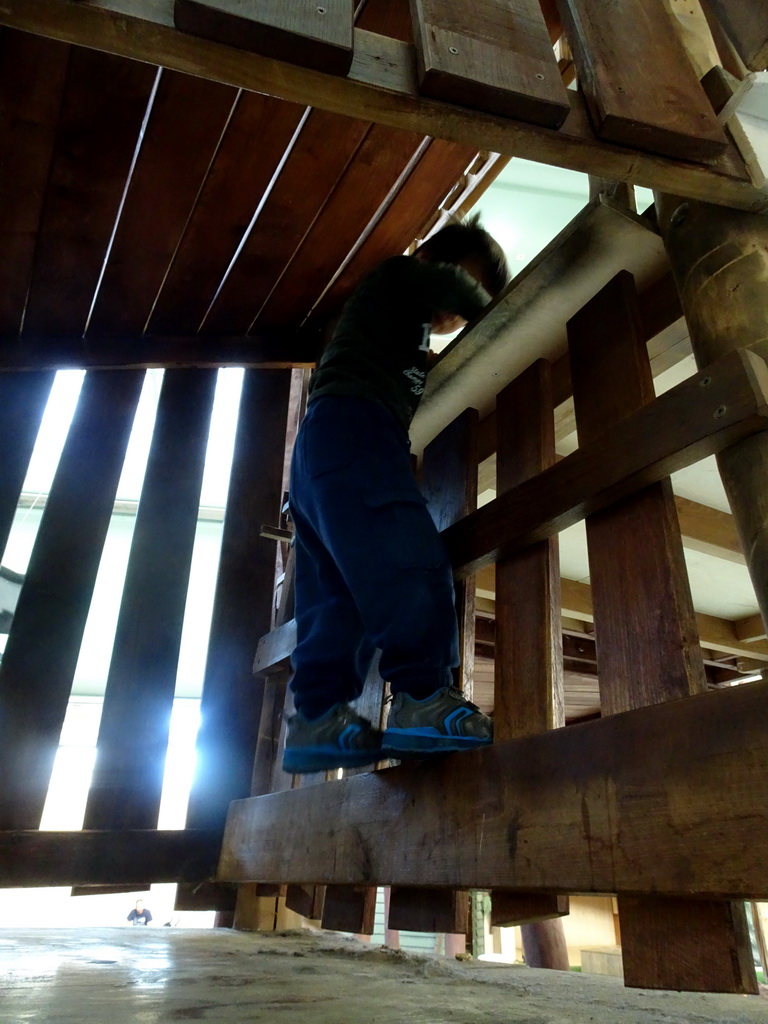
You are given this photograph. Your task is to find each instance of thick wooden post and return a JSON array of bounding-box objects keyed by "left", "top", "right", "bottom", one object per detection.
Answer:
[
  {"left": 656, "top": 194, "right": 768, "bottom": 636},
  {"left": 568, "top": 270, "right": 756, "bottom": 993},
  {"left": 492, "top": 360, "right": 569, "bottom": 968}
]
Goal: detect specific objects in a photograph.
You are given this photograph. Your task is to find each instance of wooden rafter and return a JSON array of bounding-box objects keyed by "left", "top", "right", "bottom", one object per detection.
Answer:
[{"left": 2, "top": 0, "right": 766, "bottom": 212}]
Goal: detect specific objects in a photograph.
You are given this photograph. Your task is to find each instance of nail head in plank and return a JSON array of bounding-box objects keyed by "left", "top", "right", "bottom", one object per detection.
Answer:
[
  {"left": 174, "top": 0, "right": 354, "bottom": 75},
  {"left": 409, "top": 0, "right": 570, "bottom": 127},
  {"left": 82, "top": 370, "right": 218, "bottom": 832}
]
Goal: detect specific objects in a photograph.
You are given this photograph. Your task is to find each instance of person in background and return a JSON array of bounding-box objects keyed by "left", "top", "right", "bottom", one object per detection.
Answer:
[{"left": 127, "top": 899, "right": 152, "bottom": 926}]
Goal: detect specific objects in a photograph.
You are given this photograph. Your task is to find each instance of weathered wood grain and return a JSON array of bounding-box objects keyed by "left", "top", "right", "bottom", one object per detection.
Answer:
[
  {"left": 706, "top": 0, "right": 768, "bottom": 72},
  {"left": 218, "top": 678, "right": 768, "bottom": 898},
  {"left": 0, "top": 371, "right": 144, "bottom": 830},
  {"left": 443, "top": 348, "right": 768, "bottom": 579},
  {"left": 569, "top": 270, "right": 753, "bottom": 994},
  {"left": 22, "top": 47, "right": 157, "bottom": 336},
  {"left": 409, "top": 0, "right": 569, "bottom": 126},
  {"left": 4, "top": 3, "right": 764, "bottom": 212}
]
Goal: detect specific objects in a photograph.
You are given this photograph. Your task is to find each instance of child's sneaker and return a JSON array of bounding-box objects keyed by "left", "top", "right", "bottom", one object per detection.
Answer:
[
  {"left": 282, "top": 703, "right": 383, "bottom": 774},
  {"left": 382, "top": 687, "right": 493, "bottom": 757}
]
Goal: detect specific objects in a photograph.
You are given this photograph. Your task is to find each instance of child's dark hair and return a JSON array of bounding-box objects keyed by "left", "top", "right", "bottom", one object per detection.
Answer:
[{"left": 415, "top": 214, "right": 510, "bottom": 296}]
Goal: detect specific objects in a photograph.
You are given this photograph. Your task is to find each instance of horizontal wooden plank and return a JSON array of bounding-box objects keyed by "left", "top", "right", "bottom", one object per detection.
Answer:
[
  {"left": 409, "top": 0, "right": 570, "bottom": 127},
  {"left": 0, "top": 830, "right": 221, "bottom": 887},
  {"left": 6, "top": 1, "right": 766, "bottom": 213},
  {"left": 175, "top": 0, "right": 354, "bottom": 75},
  {"left": 253, "top": 618, "right": 296, "bottom": 675},
  {"left": 0, "top": 335, "right": 316, "bottom": 370},
  {"left": 444, "top": 348, "right": 768, "bottom": 579},
  {"left": 218, "top": 678, "right": 768, "bottom": 898}
]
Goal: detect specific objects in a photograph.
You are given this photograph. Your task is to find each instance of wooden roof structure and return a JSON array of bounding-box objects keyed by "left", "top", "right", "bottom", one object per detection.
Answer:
[{"left": 2, "top": 0, "right": 768, "bottom": 1001}]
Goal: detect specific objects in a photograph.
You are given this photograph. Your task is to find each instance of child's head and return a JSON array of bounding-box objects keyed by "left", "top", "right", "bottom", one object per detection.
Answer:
[{"left": 414, "top": 214, "right": 510, "bottom": 298}]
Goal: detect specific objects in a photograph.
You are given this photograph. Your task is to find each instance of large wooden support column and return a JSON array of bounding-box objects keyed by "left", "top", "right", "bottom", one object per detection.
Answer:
[
  {"left": 568, "top": 271, "right": 756, "bottom": 993},
  {"left": 0, "top": 372, "right": 54, "bottom": 558},
  {"left": 82, "top": 371, "right": 217, "bottom": 832},
  {"left": 656, "top": 194, "right": 768, "bottom": 635},
  {"left": 386, "top": 408, "right": 479, "bottom": 939},
  {"left": 178, "top": 368, "right": 291, "bottom": 911},
  {"left": 492, "top": 361, "right": 569, "bottom": 967},
  {"left": 0, "top": 371, "right": 145, "bottom": 829}
]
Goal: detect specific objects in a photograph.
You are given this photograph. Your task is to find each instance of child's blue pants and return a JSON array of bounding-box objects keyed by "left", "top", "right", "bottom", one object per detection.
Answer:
[{"left": 288, "top": 395, "right": 459, "bottom": 718}]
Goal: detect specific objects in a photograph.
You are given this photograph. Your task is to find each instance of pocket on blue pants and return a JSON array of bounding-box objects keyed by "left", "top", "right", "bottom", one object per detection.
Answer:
[{"left": 365, "top": 494, "right": 447, "bottom": 571}]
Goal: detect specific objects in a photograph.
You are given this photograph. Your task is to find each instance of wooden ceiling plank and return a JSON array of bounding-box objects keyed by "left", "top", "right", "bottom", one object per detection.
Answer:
[
  {"left": 0, "top": 30, "right": 69, "bottom": 336},
  {"left": 175, "top": 0, "right": 355, "bottom": 75},
  {"left": 218, "top": 678, "right": 768, "bottom": 898},
  {"left": 251, "top": 121, "right": 427, "bottom": 333},
  {"left": 146, "top": 91, "right": 306, "bottom": 336},
  {"left": 734, "top": 611, "right": 767, "bottom": 642},
  {"left": 201, "top": 109, "right": 371, "bottom": 335},
  {"left": 556, "top": 0, "right": 728, "bottom": 161},
  {"left": 705, "top": 0, "right": 768, "bottom": 72},
  {"left": 22, "top": 47, "right": 157, "bottom": 337},
  {"left": 409, "top": 0, "right": 570, "bottom": 127},
  {"left": 87, "top": 70, "right": 237, "bottom": 335},
  {"left": 4, "top": 3, "right": 765, "bottom": 213},
  {"left": 306, "top": 137, "right": 476, "bottom": 325}
]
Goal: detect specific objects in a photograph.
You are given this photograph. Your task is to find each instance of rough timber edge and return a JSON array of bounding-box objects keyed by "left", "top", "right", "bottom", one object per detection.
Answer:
[{"left": 3, "top": 0, "right": 767, "bottom": 214}]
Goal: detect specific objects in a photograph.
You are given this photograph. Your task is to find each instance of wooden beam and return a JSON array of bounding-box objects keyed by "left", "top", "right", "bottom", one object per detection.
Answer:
[
  {"left": 444, "top": 348, "right": 768, "bottom": 580},
  {"left": 175, "top": 0, "right": 355, "bottom": 75},
  {"left": 4, "top": 2, "right": 766, "bottom": 213},
  {"left": 705, "top": 1, "right": 768, "bottom": 72},
  {"left": 568, "top": 271, "right": 753, "bottom": 995},
  {"left": 0, "top": 830, "right": 221, "bottom": 887},
  {"left": 0, "top": 371, "right": 145, "bottom": 830},
  {"left": 408, "top": 0, "right": 570, "bottom": 126},
  {"left": 675, "top": 495, "right": 744, "bottom": 563},
  {"left": 413, "top": 196, "right": 668, "bottom": 454},
  {"left": 556, "top": 0, "right": 727, "bottom": 160},
  {"left": 735, "top": 611, "right": 767, "bottom": 642},
  {"left": 493, "top": 359, "right": 570, "bottom": 949},
  {"left": 0, "top": 335, "right": 316, "bottom": 371},
  {"left": 218, "top": 678, "right": 768, "bottom": 899},
  {"left": 82, "top": 370, "right": 217, "bottom": 832}
]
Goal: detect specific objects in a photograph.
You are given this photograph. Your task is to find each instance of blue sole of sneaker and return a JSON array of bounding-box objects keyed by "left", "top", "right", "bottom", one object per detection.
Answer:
[
  {"left": 381, "top": 730, "right": 491, "bottom": 758},
  {"left": 282, "top": 748, "right": 381, "bottom": 774}
]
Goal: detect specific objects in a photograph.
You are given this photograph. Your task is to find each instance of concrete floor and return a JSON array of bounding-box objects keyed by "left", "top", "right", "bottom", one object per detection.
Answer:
[{"left": 2, "top": 928, "right": 767, "bottom": 1024}]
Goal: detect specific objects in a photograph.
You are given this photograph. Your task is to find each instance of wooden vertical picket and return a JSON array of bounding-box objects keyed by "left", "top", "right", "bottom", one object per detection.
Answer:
[
  {"left": 568, "top": 270, "right": 756, "bottom": 993},
  {"left": 490, "top": 360, "right": 569, "bottom": 960}
]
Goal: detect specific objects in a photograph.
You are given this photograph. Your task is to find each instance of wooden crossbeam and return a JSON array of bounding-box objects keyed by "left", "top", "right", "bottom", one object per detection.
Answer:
[
  {"left": 218, "top": 678, "right": 768, "bottom": 898},
  {"left": 0, "top": 830, "right": 222, "bottom": 887},
  {"left": 444, "top": 348, "right": 768, "bottom": 579},
  {"left": 0, "top": 335, "right": 315, "bottom": 371},
  {"left": 4, "top": 1, "right": 766, "bottom": 212}
]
